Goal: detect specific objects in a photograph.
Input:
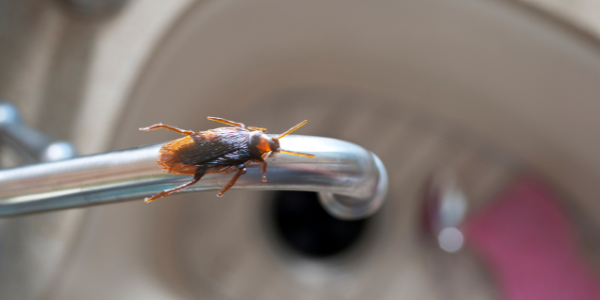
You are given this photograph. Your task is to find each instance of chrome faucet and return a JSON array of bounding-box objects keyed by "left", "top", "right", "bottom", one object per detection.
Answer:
[{"left": 0, "top": 105, "right": 387, "bottom": 220}]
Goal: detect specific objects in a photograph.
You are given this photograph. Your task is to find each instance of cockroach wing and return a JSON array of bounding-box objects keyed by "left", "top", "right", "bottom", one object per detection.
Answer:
[{"left": 158, "top": 127, "right": 251, "bottom": 175}]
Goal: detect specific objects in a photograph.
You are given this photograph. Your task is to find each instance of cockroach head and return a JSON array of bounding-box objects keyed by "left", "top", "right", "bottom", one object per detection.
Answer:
[
  {"left": 269, "top": 137, "right": 281, "bottom": 153},
  {"left": 268, "top": 120, "right": 315, "bottom": 158}
]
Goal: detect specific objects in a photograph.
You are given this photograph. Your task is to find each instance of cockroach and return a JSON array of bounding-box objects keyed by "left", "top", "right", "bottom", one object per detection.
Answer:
[{"left": 140, "top": 117, "right": 315, "bottom": 202}]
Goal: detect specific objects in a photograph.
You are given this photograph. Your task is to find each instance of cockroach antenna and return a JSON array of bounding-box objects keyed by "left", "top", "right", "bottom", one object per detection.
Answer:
[{"left": 274, "top": 120, "right": 315, "bottom": 158}]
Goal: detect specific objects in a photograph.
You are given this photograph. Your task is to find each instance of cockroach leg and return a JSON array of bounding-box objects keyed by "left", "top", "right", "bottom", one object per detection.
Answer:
[
  {"left": 217, "top": 162, "right": 250, "bottom": 197},
  {"left": 248, "top": 126, "right": 267, "bottom": 133},
  {"left": 259, "top": 161, "right": 268, "bottom": 182},
  {"left": 139, "top": 123, "right": 195, "bottom": 135},
  {"left": 207, "top": 117, "right": 245, "bottom": 128},
  {"left": 145, "top": 169, "right": 206, "bottom": 202}
]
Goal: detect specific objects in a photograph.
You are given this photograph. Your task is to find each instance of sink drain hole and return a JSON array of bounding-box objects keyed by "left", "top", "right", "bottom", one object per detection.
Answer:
[{"left": 270, "top": 191, "right": 369, "bottom": 259}]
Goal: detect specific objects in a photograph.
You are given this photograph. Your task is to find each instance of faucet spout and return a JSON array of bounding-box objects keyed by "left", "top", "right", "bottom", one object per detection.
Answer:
[{"left": 0, "top": 135, "right": 387, "bottom": 219}]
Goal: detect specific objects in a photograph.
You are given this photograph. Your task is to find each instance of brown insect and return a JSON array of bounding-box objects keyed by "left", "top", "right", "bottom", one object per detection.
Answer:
[{"left": 140, "top": 117, "right": 314, "bottom": 202}]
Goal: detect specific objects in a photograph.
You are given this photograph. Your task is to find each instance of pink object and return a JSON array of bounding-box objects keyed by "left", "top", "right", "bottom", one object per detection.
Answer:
[{"left": 463, "top": 178, "right": 600, "bottom": 300}]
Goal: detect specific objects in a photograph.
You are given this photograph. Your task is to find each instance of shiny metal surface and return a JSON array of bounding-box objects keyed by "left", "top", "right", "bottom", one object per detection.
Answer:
[
  {"left": 0, "top": 135, "right": 387, "bottom": 219},
  {"left": 0, "top": 102, "right": 76, "bottom": 164}
]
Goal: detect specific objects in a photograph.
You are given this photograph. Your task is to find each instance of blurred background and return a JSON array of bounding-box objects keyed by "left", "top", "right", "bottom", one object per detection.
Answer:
[{"left": 1, "top": 0, "right": 600, "bottom": 299}]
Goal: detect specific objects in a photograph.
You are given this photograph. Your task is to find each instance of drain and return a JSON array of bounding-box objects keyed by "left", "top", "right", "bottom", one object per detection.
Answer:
[{"left": 270, "top": 191, "right": 369, "bottom": 259}]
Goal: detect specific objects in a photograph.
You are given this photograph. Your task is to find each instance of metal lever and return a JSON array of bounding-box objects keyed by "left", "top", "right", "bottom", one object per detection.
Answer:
[
  {"left": 0, "top": 136, "right": 387, "bottom": 219},
  {"left": 0, "top": 102, "right": 76, "bottom": 164}
]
